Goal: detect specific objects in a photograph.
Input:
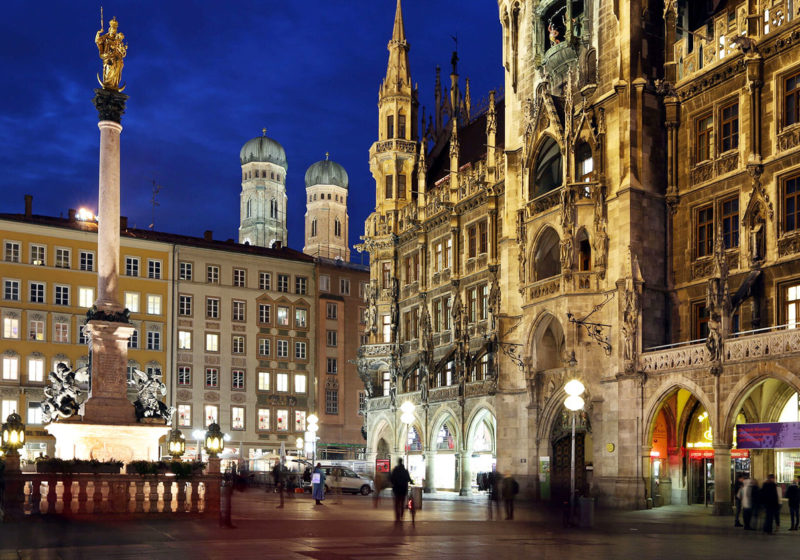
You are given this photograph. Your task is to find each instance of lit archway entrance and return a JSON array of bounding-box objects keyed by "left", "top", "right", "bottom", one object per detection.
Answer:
[
  {"left": 405, "top": 425, "right": 425, "bottom": 484},
  {"left": 648, "top": 388, "right": 712, "bottom": 506},
  {"left": 467, "top": 410, "right": 496, "bottom": 491},
  {"left": 433, "top": 421, "right": 458, "bottom": 490}
]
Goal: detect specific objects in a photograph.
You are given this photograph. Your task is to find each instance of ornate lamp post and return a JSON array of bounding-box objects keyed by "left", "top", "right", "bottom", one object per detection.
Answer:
[
  {"left": 2, "top": 413, "right": 26, "bottom": 458},
  {"left": 400, "top": 401, "right": 416, "bottom": 466},
  {"left": 564, "top": 379, "right": 585, "bottom": 524},
  {"left": 167, "top": 428, "right": 186, "bottom": 460},
  {"left": 204, "top": 423, "right": 224, "bottom": 458},
  {"left": 296, "top": 437, "right": 304, "bottom": 458}
]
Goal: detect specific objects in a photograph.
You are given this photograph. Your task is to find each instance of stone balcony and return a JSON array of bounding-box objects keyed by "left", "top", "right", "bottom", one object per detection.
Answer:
[{"left": 639, "top": 325, "right": 800, "bottom": 373}]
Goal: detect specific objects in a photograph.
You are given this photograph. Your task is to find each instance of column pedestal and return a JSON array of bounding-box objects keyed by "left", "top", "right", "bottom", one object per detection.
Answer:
[
  {"left": 459, "top": 450, "right": 472, "bottom": 496},
  {"left": 82, "top": 320, "right": 136, "bottom": 425}
]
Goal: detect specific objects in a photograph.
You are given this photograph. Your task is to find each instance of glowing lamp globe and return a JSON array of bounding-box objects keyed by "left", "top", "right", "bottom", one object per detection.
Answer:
[
  {"left": 204, "top": 423, "right": 224, "bottom": 458},
  {"left": 2, "top": 413, "right": 25, "bottom": 452},
  {"left": 167, "top": 428, "right": 186, "bottom": 459},
  {"left": 564, "top": 379, "right": 585, "bottom": 397},
  {"left": 565, "top": 395, "right": 585, "bottom": 412}
]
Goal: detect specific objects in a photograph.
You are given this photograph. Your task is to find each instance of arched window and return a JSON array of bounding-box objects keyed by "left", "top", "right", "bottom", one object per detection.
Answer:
[
  {"left": 534, "top": 228, "right": 561, "bottom": 280},
  {"left": 311, "top": 218, "right": 317, "bottom": 237},
  {"left": 334, "top": 219, "right": 341, "bottom": 237},
  {"left": 246, "top": 198, "right": 252, "bottom": 218},
  {"left": 575, "top": 142, "right": 594, "bottom": 182},
  {"left": 531, "top": 137, "right": 563, "bottom": 199},
  {"left": 270, "top": 199, "right": 277, "bottom": 219}
]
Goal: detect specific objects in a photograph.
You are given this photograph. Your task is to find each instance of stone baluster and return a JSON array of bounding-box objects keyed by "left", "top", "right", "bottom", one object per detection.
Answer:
[
  {"left": 77, "top": 478, "right": 89, "bottom": 514},
  {"left": 148, "top": 479, "right": 159, "bottom": 513},
  {"left": 93, "top": 479, "right": 103, "bottom": 513},
  {"left": 31, "top": 477, "right": 42, "bottom": 515},
  {"left": 177, "top": 481, "right": 187, "bottom": 512},
  {"left": 62, "top": 478, "right": 74, "bottom": 514},
  {"left": 134, "top": 479, "right": 145, "bottom": 513},
  {"left": 190, "top": 481, "right": 200, "bottom": 513},
  {"left": 162, "top": 479, "right": 173, "bottom": 513},
  {"left": 46, "top": 477, "right": 57, "bottom": 514}
]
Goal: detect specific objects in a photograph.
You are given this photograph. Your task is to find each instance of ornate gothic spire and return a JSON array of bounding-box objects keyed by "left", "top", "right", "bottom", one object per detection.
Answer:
[{"left": 383, "top": 0, "right": 411, "bottom": 93}]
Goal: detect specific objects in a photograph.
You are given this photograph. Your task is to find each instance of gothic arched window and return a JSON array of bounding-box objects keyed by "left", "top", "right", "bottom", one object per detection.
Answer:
[
  {"left": 246, "top": 198, "right": 252, "bottom": 218},
  {"left": 334, "top": 219, "right": 341, "bottom": 237},
  {"left": 531, "top": 137, "right": 563, "bottom": 199},
  {"left": 311, "top": 218, "right": 317, "bottom": 237},
  {"left": 270, "top": 199, "right": 277, "bottom": 219},
  {"left": 534, "top": 227, "right": 561, "bottom": 280}
]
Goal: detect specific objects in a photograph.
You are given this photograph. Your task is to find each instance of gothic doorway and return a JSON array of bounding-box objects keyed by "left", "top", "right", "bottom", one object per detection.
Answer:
[{"left": 550, "top": 407, "right": 591, "bottom": 503}]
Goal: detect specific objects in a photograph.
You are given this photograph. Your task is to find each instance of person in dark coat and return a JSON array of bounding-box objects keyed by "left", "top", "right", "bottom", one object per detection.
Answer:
[
  {"left": 761, "top": 474, "right": 780, "bottom": 534},
  {"left": 312, "top": 463, "right": 326, "bottom": 505},
  {"left": 786, "top": 476, "right": 800, "bottom": 530},
  {"left": 487, "top": 470, "right": 501, "bottom": 520},
  {"left": 273, "top": 461, "right": 285, "bottom": 508},
  {"left": 390, "top": 459, "right": 413, "bottom": 522},
  {"left": 501, "top": 475, "right": 519, "bottom": 520}
]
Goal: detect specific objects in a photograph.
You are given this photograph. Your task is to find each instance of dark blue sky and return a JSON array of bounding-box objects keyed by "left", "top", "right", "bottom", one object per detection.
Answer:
[{"left": 0, "top": 1, "right": 502, "bottom": 259}]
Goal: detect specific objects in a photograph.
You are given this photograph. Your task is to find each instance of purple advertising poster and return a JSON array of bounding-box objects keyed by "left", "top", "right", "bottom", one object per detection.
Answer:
[{"left": 737, "top": 422, "right": 800, "bottom": 449}]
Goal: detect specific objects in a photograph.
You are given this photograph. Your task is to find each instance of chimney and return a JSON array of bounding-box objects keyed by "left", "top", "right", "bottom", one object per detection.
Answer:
[
  {"left": 120, "top": 216, "right": 128, "bottom": 230},
  {"left": 204, "top": 230, "right": 213, "bottom": 241},
  {"left": 68, "top": 208, "right": 77, "bottom": 221},
  {"left": 24, "top": 195, "right": 32, "bottom": 218}
]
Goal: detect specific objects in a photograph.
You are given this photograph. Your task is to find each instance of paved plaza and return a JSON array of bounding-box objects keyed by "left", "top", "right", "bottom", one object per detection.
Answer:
[{"left": 2, "top": 490, "right": 800, "bottom": 559}]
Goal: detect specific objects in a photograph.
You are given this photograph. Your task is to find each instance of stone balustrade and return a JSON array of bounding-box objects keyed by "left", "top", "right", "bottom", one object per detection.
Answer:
[
  {"left": 640, "top": 327, "right": 800, "bottom": 373},
  {"left": 2, "top": 472, "right": 220, "bottom": 517}
]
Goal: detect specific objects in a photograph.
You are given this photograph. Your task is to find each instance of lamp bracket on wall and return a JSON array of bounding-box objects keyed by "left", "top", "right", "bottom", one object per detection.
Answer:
[{"left": 567, "top": 291, "right": 615, "bottom": 355}]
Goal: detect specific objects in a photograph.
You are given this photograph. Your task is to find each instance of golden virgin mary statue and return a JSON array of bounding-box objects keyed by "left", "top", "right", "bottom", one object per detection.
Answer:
[{"left": 95, "top": 17, "right": 127, "bottom": 91}]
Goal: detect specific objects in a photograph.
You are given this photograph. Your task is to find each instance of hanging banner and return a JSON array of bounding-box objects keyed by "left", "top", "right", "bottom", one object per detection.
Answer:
[{"left": 736, "top": 422, "right": 800, "bottom": 449}]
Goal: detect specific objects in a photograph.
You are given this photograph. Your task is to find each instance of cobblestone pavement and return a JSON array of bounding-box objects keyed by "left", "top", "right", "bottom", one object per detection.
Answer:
[{"left": 1, "top": 490, "right": 799, "bottom": 559}]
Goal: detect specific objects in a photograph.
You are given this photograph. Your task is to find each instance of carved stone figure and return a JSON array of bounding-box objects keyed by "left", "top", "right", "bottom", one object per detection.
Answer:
[
  {"left": 130, "top": 368, "right": 174, "bottom": 422},
  {"left": 560, "top": 236, "right": 574, "bottom": 273},
  {"left": 488, "top": 269, "right": 501, "bottom": 318},
  {"left": 41, "top": 363, "right": 90, "bottom": 422},
  {"left": 95, "top": 17, "right": 127, "bottom": 91},
  {"left": 594, "top": 216, "right": 609, "bottom": 270},
  {"left": 621, "top": 288, "right": 638, "bottom": 363}
]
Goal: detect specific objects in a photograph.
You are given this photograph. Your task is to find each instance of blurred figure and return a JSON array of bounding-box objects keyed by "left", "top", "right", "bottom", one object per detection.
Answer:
[
  {"left": 786, "top": 476, "right": 800, "bottom": 530},
  {"left": 762, "top": 474, "right": 779, "bottom": 534},
  {"left": 373, "top": 471, "right": 388, "bottom": 508},
  {"left": 390, "top": 459, "right": 413, "bottom": 522},
  {"left": 733, "top": 474, "right": 744, "bottom": 527},
  {"left": 312, "top": 463, "right": 326, "bottom": 505},
  {"left": 738, "top": 478, "right": 754, "bottom": 530},
  {"left": 501, "top": 475, "right": 519, "bottom": 520},
  {"left": 272, "top": 461, "right": 285, "bottom": 508},
  {"left": 487, "top": 470, "right": 501, "bottom": 520}
]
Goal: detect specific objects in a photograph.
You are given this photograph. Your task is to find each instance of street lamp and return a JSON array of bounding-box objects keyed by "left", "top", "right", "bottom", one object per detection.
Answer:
[
  {"left": 167, "top": 428, "right": 185, "bottom": 460},
  {"left": 2, "top": 413, "right": 25, "bottom": 454},
  {"left": 564, "top": 379, "right": 585, "bottom": 525},
  {"left": 204, "top": 423, "right": 224, "bottom": 458},
  {"left": 296, "top": 437, "right": 304, "bottom": 457},
  {"left": 400, "top": 401, "right": 416, "bottom": 466},
  {"left": 306, "top": 414, "right": 319, "bottom": 463}
]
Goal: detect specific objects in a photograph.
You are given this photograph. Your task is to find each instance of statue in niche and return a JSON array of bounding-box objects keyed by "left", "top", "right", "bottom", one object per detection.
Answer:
[
  {"left": 594, "top": 216, "right": 609, "bottom": 269},
  {"left": 621, "top": 287, "right": 639, "bottom": 363},
  {"left": 131, "top": 368, "right": 174, "bottom": 422},
  {"left": 41, "top": 363, "right": 89, "bottom": 422},
  {"left": 560, "top": 236, "right": 574, "bottom": 272},
  {"left": 750, "top": 205, "right": 766, "bottom": 265}
]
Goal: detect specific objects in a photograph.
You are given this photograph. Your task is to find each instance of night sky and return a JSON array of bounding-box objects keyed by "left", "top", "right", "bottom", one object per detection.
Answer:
[{"left": 0, "top": 1, "right": 502, "bottom": 260}]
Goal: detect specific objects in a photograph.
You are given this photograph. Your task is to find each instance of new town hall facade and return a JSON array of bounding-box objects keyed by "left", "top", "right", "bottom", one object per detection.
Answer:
[{"left": 358, "top": 0, "right": 800, "bottom": 512}]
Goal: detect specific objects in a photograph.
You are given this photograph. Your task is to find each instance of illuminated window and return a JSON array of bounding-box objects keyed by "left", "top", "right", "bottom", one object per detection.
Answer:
[
  {"left": 277, "top": 306, "right": 289, "bottom": 326},
  {"left": 294, "top": 374, "right": 306, "bottom": 394},
  {"left": 295, "top": 410, "right": 306, "bottom": 431},
  {"left": 2, "top": 356, "right": 19, "bottom": 380},
  {"left": 204, "top": 405, "right": 218, "bottom": 427},
  {"left": 231, "top": 406, "right": 245, "bottom": 430},
  {"left": 30, "top": 245, "right": 45, "bottom": 266},
  {"left": 258, "top": 408, "right": 270, "bottom": 430},
  {"left": 3, "top": 316, "right": 19, "bottom": 339},
  {"left": 695, "top": 113, "right": 713, "bottom": 163},
  {"left": 147, "top": 295, "right": 162, "bottom": 315},
  {"left": 258, "top": 371, "right": 270, "bottom": 391},
  {"left": 276, "top": 409, "right": 288, "bottom": 431},
  {"left": 295, "top": 308, "right": 307, "bottom": 328},
  {"left": 178, "top": 404, "right": 192, "bottom": 426},
  {"left": 125, "top": 292, "right": 139, "bottom": 312},
  {"left": 276, "top": 373, "right": 288, "bottom": 392},
  {"left": 27, "top": 357, "right": 44, "bottom": 382},
  {"left": 205, "top": 333, "right": 219, "bottom": 352},
  {"left": 178, "top": 330, "right": 192, "bottom": 350}
]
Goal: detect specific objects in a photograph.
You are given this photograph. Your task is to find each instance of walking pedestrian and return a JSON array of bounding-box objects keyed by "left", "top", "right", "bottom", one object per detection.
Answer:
[
  {"left": 501, "top": 475, "right": 519, "bottom": 520},
  {"left": 487, "top": 470, "right": 501, "bottom": 520},
  {"left": 312, "top": 462, "right": 326, "bottom": 505},
  {"left": 762, "top": 474, "right": 780, "bottom": 534},
  {"left": 738, "top": 478, "right": 754, "bottom": 530},
  {"left": 786, "top": 476, "right": 800, "bottom": 530},
  {"left": 733, "top": 475, "right": 744, "bottom": 527},
  {"left": 272, "top": 461, "right": 284, "bottom": 508},
  {"left": 390, "top": 459, "right": 413, "bottom": 522}
]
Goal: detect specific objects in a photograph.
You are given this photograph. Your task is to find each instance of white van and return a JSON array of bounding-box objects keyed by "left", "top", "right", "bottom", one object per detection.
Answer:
[{"left": 319, "top": 464, "right": 375, "bottom": 495}]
